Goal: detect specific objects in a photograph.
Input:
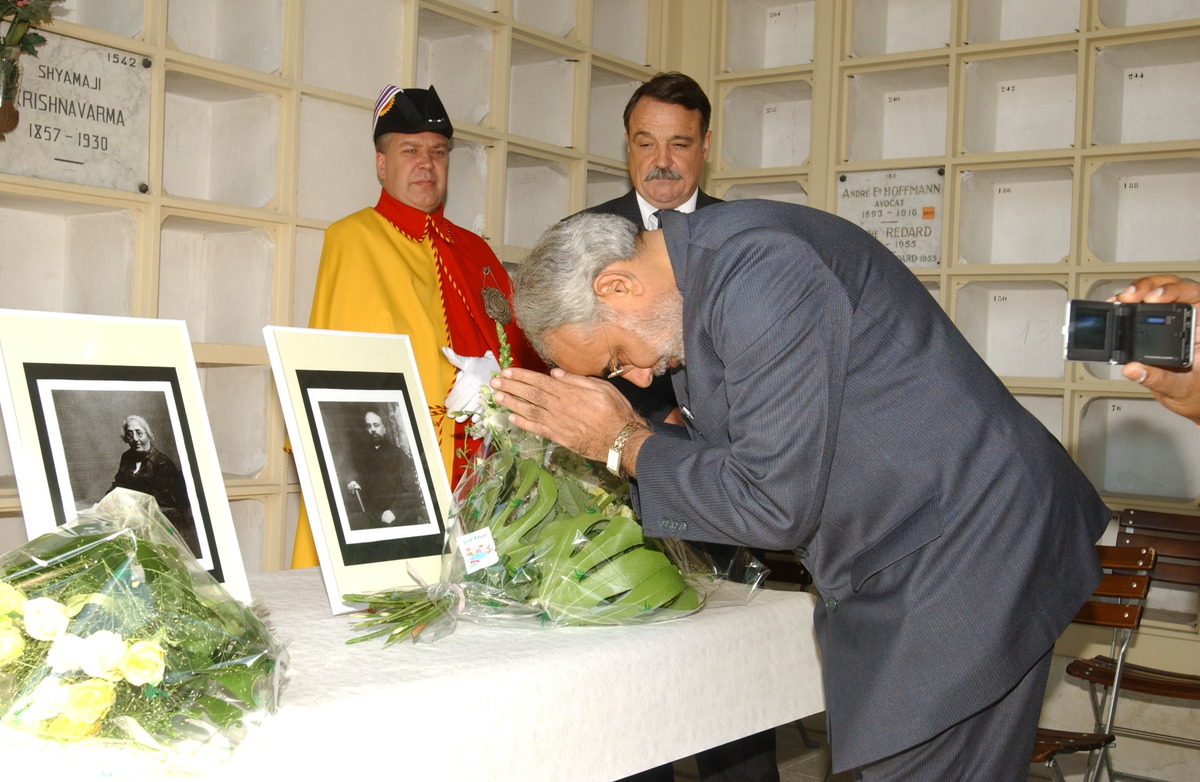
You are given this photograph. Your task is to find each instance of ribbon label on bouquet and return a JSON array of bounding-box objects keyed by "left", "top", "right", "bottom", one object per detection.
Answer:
[{"left": 458, "top": 528, "right": 499, "bottom": 573}]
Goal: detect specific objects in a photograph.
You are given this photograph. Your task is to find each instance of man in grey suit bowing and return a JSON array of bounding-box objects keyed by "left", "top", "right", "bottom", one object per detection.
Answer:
[
  {"left": 582, "top": 71, "right": 778, "bottom": 782},
  {"left": 491, "top": 200, "right": 1110, "bottom": 780}
]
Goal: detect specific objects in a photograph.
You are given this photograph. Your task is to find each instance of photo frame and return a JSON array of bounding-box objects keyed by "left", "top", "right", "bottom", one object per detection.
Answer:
[
  {"left": 264, "top": 327, "right": 451, "bottom": 613},
  {"left": 0, "top": 310, "right": 251, "bottom": 603}
]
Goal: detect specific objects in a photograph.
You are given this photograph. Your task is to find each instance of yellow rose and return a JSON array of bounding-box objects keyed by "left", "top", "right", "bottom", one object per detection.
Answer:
[
  {"left": 0, "top": 581, "right": 26, "bottom": 617},
  {"left": 60, "top": 678, "right": 116, "bottom": 725},
  {"left": 79, "top": 631, "right": 127, "bottom": 680},
  {"left": 21, "top": 597, "right": 70, "bottom": 642},
  {"left": 0, "top": 623, "right": 25, "bottom": 667},
  {"left": 44, "top": 714, "right": 100, "bottom": 741},
  {"left": 119, "top": 640, "right": 166, "bottom": 686}
]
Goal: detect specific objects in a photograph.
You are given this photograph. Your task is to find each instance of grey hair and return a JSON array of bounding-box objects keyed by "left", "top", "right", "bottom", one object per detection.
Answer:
[
  {"left": 121, "top": 414, "right": 155, "bottom": 443},
  {"left": 512, "top": 212, "right": 642, "bottom": 361}
]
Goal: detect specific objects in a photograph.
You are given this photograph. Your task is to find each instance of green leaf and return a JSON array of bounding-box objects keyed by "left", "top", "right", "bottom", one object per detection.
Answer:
[
  {"left": 208, "top": 665, "right": 265, "bottom": 707},
  {"left": 195, "top": 694, "right": 244, "bottom": 730},
  {"left": 19, "top": 30, "right": 45, "bottom": 55}
]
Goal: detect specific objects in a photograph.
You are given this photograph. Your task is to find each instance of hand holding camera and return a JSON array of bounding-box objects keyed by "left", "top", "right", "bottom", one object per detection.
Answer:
[
  {"left": 1065, "top": 299, "right": 1194, "bottom": 368},
  {"left": 1072, "top": 275, "right": 1200, "bottom": 425}
]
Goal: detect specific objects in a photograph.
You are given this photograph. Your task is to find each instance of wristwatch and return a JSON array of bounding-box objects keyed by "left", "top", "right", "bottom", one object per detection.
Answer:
[{"left": 606, "top": 422, "right": 646, "bottom": 476}]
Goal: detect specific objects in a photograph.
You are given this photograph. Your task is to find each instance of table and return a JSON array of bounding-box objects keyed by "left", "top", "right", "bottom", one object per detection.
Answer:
[{"left": 9, "top": 568, "right": 825, "bottom": 780}]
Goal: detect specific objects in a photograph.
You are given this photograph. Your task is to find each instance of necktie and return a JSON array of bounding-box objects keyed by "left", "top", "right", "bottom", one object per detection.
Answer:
[{"left": 652, "top": 209, "right": 679, "bottom": 229}]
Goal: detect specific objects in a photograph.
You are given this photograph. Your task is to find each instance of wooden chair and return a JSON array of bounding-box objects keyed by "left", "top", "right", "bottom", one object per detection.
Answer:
[
  {"left": 1064, "top": 509, "right": 1200, "bottom": 781},
  {"left": 1032, "top": 545, "right": 1156, "bottom": 782}
]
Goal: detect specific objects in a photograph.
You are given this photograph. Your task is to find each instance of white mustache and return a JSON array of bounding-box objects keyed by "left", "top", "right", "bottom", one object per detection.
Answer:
[{"left": 644, "top": 167, "right": 683, "bottom": 182}]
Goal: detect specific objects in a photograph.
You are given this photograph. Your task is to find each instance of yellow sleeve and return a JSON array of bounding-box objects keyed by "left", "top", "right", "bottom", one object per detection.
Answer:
[{"left": 292, "top": 210, "right": 456, "bottom": 569}]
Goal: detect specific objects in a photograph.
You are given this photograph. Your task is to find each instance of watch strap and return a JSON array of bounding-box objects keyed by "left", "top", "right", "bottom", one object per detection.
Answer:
[{"left": 606, "top": 421, "right": 646, "bottom": 476}]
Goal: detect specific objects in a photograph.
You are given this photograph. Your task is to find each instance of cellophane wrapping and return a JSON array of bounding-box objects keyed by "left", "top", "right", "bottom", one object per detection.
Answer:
[
  {"left": 0, "top": 489, "right": 286, "bottom": 769},
  {"left": 343, "top": 328, "right": 765, "bottom": 645}
]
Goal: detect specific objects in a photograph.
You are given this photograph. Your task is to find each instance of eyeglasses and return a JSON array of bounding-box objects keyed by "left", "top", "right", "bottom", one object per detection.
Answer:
[
  {"left": 604, "top": 330, "right": 634, "bottom": 379},
  {"left": 606, "top": 357, "right": 634, "bottom": 379}
]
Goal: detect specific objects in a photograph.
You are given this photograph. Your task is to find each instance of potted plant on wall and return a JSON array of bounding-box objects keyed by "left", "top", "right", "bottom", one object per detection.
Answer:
[{"left": 0, "top": 0, "right": 62, "bottom": 139}]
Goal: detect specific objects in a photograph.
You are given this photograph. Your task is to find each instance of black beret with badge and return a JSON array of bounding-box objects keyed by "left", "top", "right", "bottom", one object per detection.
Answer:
[{"left": 372, "top": 84, "right": 454, "bottom": 141}]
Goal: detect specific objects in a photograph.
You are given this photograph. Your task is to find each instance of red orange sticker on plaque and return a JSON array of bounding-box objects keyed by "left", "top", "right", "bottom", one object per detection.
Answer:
[{"left": 836, "top": 167, "right": 945, "bottom": 268}]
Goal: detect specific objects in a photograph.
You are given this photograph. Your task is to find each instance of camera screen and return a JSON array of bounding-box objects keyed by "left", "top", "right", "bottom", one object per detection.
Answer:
[{"left": 1073, "top": 309, "right": 1109, "bottom": 350}]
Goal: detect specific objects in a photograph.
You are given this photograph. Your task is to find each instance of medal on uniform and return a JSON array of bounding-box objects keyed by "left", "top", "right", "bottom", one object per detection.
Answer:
[{"left": 481, "top": 267, "right": 513, "bottom": 324}]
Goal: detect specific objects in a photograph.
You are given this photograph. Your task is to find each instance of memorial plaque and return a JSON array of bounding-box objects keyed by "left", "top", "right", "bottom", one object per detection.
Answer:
[
  {"left": 837, "top": 168, "right": 944, "bottom": 268},
  {"left": 0, "top": 32, "right": 150, "bottom": 192}
]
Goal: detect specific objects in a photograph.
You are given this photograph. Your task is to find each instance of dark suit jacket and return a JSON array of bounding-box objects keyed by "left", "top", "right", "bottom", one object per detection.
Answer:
[
  {"left": 632, "top": 200, "right": 1109, "bottom": 771},
  {"left": 579, "top": 188, "right": 721, "bottom": 422},
  {"left": 349, "top": 441, "right": 421, "bottom": 529},
  {"left": 581, "top": 187, "right": 723, "bottom": 226}
]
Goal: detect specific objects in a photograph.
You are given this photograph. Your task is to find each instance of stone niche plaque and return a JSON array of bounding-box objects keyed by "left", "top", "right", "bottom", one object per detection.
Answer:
[
  {"left": 1, "top": 32, "right": 150, "bottom": 192},
  {"left": 837, "top": 167, "right": 944, "bottom": 268}
]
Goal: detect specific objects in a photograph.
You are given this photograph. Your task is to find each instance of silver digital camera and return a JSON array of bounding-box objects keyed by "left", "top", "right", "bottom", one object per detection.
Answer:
[{"left": 1064, "top": 299, "right": 1195, "bottom": 368}]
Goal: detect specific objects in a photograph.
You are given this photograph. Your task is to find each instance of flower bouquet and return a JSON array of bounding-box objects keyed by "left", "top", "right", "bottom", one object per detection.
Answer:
[
  {"left": 0, "top": 489, "right": 285, "bottom": 766},
  {"left": 344, "top": 327, "right": 764, "bottom": 645}
]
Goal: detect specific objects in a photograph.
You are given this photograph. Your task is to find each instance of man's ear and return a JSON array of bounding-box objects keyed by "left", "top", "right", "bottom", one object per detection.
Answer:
[{"left": 593, "top": 269, "right": 643, "bottom": 304}]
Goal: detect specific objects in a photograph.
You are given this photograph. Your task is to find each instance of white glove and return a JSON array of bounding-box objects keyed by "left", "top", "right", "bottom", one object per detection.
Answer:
[{"left": 442, "top": 348, "right": 500, "bottom": 424}]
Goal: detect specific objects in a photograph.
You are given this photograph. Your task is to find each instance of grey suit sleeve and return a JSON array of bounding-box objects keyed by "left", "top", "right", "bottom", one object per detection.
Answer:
[{"left": 632, "top": 229, "right": 851, "bottom": 550}]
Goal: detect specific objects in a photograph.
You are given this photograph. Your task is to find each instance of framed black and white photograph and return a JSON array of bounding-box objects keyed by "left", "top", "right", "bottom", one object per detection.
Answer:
[
  {"left": 309, "top": 394, "right": 441, "bottom": 544},
  {"left": 0, "top": 310, "right": 251, "bottom": 602},
  {"left": 264, "top": 327, "right": 451, "bottom": 613}
]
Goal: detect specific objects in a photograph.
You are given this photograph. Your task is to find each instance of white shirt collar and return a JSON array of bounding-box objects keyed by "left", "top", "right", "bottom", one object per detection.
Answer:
[{"left": 635, "top": 189, "right": 700, "bottom": 230}]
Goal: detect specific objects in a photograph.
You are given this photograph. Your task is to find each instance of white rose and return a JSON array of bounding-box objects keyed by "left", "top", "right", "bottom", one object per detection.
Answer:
[
  {"left": 79, "top": 631, "right": 127, "bottom": 680},
  {"left": 47, "top": 633, "right": 87, "bottom": 673},
  {"left": 477, "top": 404, "right": 509, "bottom": 437},
  {"left": 10, "top": 677, "right": 71, "bottom": 725},
  {"left": 21, "top": 597, "right": 70, "bottom": 642}
]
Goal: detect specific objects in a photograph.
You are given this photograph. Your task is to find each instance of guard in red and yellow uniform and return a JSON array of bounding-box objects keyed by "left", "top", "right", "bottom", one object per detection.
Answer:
[{"left": 292, "top": 85, "right": 542, "bottom": 569}]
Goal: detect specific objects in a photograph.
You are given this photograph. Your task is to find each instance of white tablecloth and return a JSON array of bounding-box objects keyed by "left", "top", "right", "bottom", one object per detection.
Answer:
[{"left": 9, "top": 568, "right": 825, "bottom": 780}]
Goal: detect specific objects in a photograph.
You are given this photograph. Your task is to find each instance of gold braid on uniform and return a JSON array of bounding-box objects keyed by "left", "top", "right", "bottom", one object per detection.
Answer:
[{"left": 426, "top": 213, "right": 471, "bottom": 442}]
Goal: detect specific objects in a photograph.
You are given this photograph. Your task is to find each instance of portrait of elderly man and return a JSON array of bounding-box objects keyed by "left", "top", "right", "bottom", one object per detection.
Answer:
[
  {"left": 108, "top": 414, "right": 199, "bottom": 555},
  {"left": 490, "top": 200, "right": 1109, "bottom": 781},
  {"left": 344, "top": 410, "right": 423, "bottom": 530}
]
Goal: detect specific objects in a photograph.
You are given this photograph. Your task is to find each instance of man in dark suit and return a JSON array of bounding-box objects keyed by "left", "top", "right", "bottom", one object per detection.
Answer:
[
  {"left": 581, "top": 71, "right": 721, "bottom": 425},
  {"left": 493, "top": 200, "right": 1110, "bottom": 779}
]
